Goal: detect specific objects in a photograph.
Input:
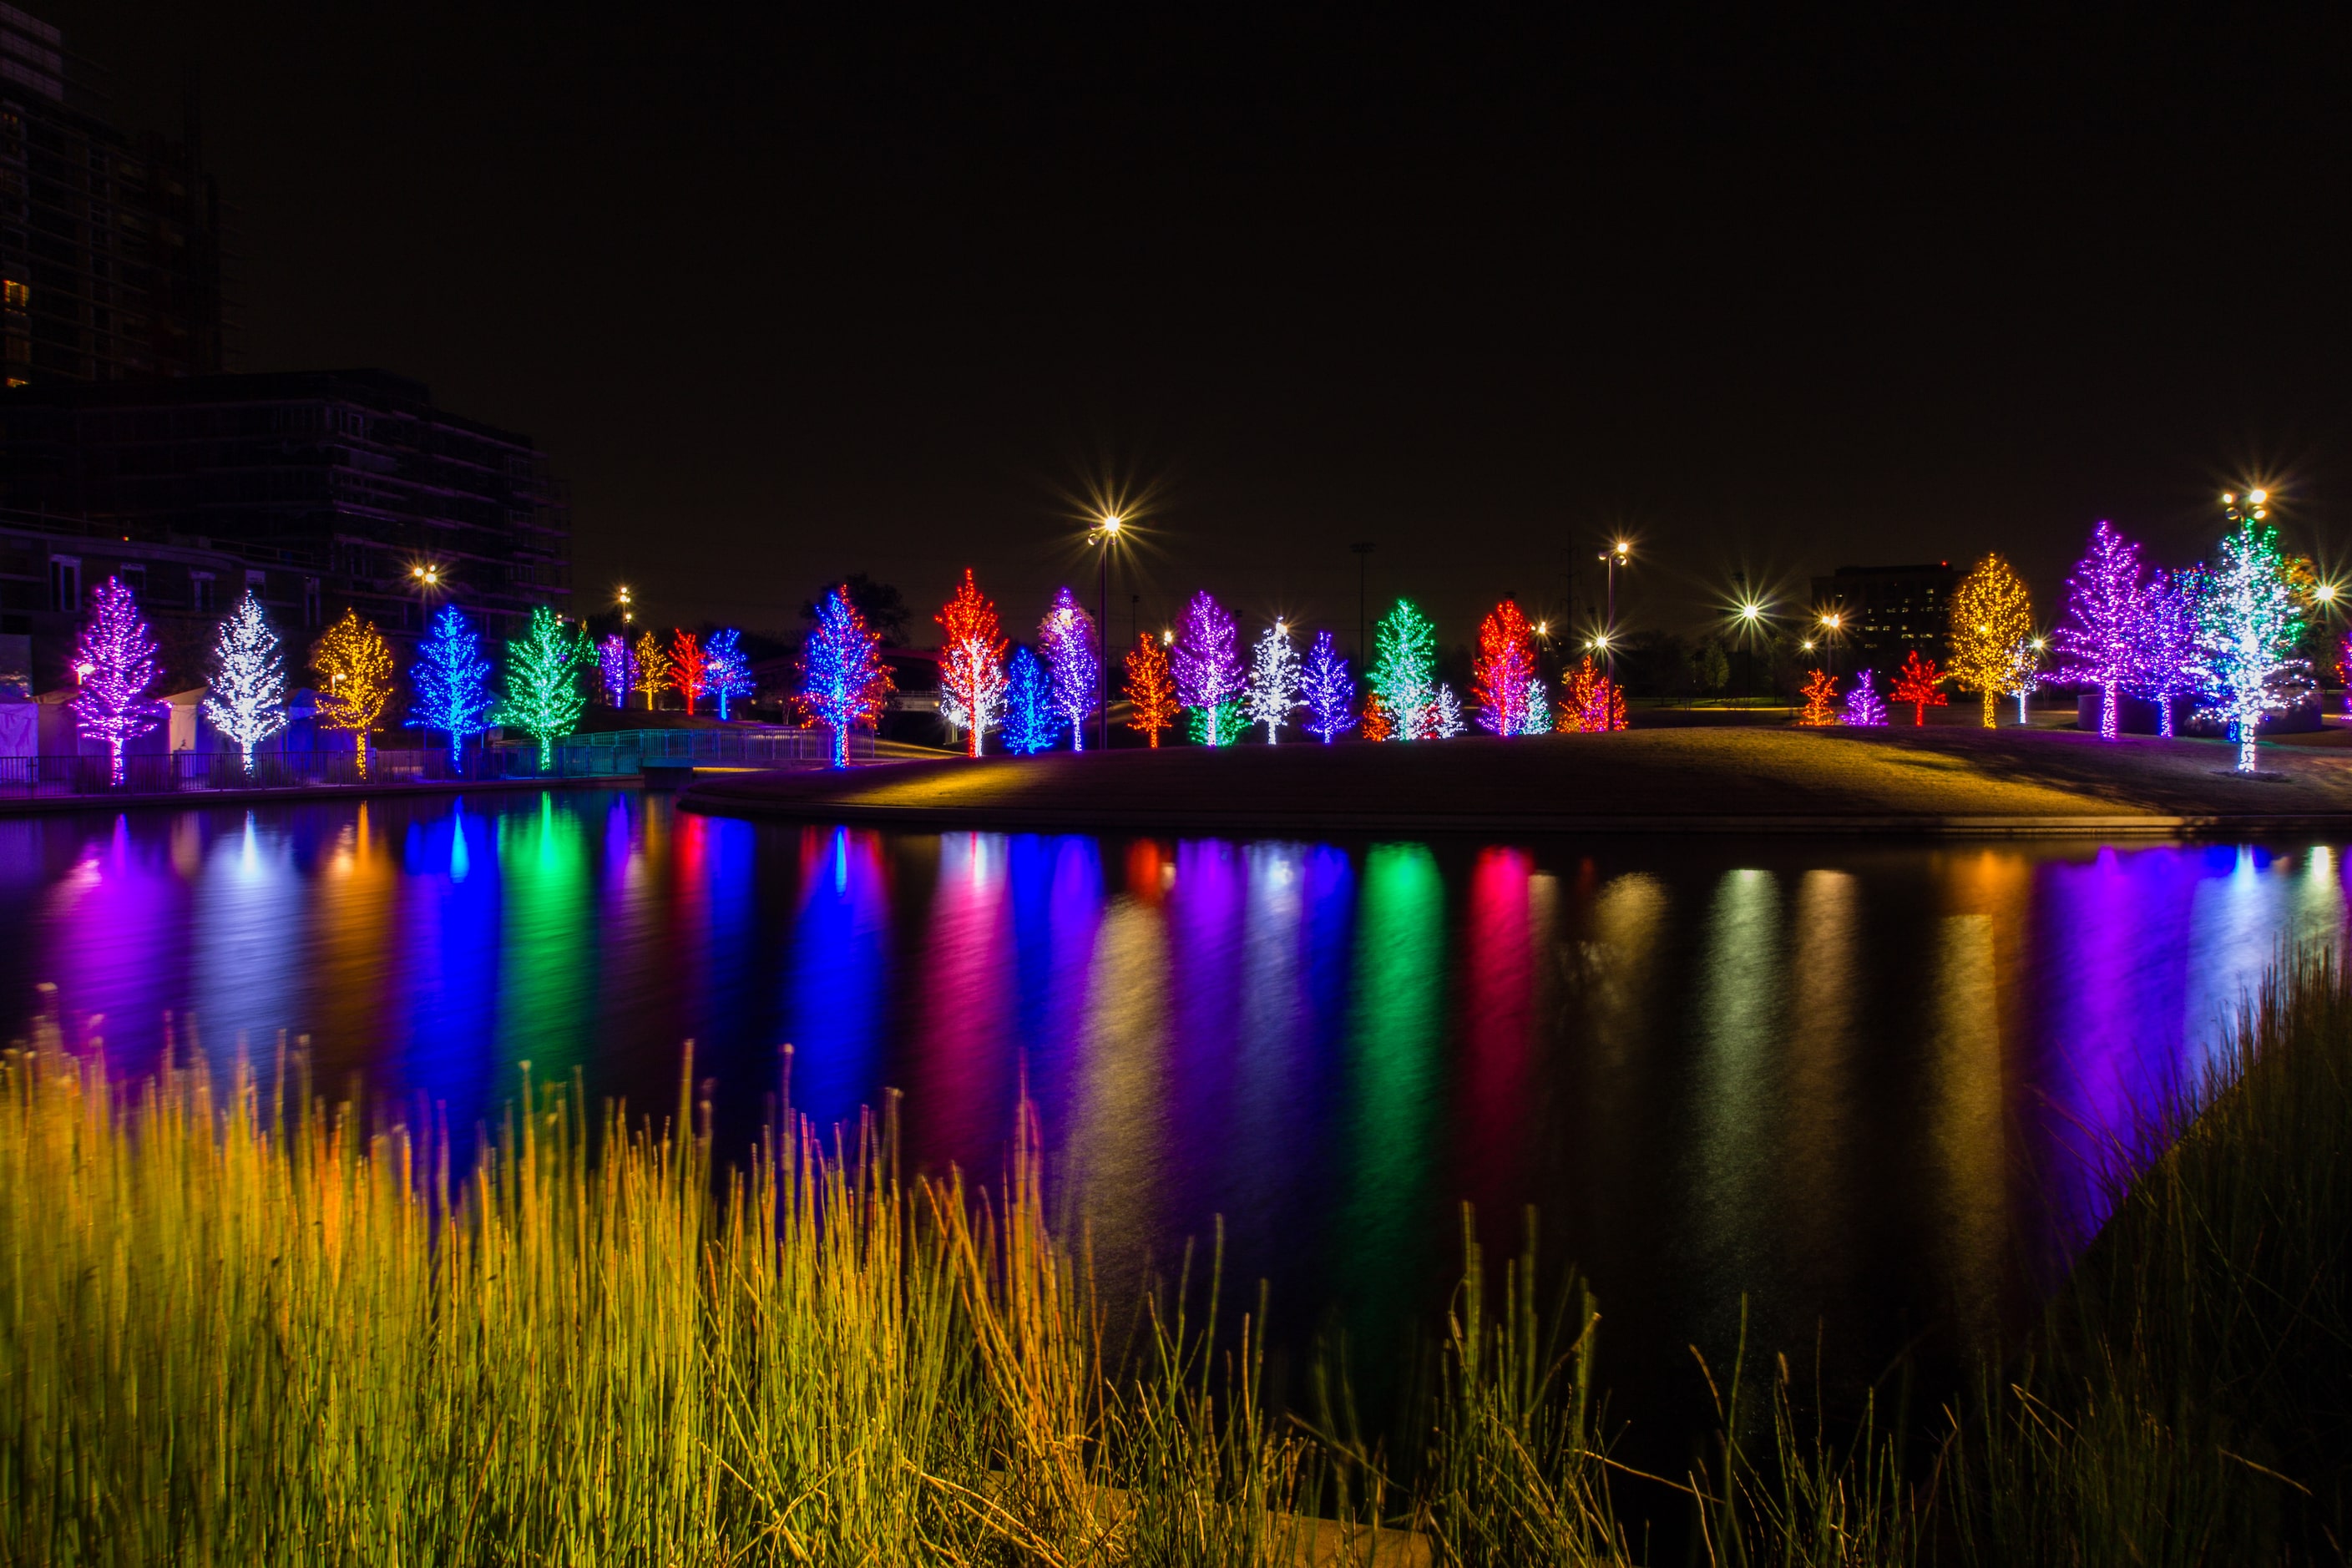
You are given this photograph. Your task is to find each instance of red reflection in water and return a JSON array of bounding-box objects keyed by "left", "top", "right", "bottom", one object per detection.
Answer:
[
  {"left": 1459, "top": 846, "right": 1536, "bottom": 1216},
  {"left": 906, "top": 832, "right": 1014, "bottom": 1172}
]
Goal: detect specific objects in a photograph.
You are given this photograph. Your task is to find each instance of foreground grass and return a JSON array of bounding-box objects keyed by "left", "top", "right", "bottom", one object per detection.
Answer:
[{"left": 2, "top": 955, "right": 2348, "bottom": 1564}]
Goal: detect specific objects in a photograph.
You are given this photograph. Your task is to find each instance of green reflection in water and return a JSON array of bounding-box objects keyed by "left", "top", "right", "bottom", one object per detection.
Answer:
[
  {"left": 497, "top": 793, "right": 594, "bottom": 1080},
  {"left": 1340, "top": 843, "right": 1445, "bottom": 1333}
]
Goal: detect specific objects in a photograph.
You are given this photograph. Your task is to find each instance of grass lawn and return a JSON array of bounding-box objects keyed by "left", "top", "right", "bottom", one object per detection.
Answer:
[{"left": 684, "top": 723, "right": 2352, "bottom": 833}]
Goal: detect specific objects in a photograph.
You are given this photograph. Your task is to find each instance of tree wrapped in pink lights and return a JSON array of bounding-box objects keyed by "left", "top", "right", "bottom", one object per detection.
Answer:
[
  {"left": 72, "top": 575, "right": 160, "bottom": 784},
  {"left": 1171, "top": 590, "right": 1243, "bottom": 746},
  {"left": 2135, "top": 568, "right": 2203, "bottom": 738},
  {"left": 2051, "top": 520, "right": 2152, "bottom": 741},
  {"left": 1300, "top": 630, "right": 1353, "bottom": 741},
  {"left": 797, "top": 584, "right": 893, "bottom": 768},
  {"left": 1037, "top": 587, "right": 1098, "bottom": 750},
  {"left": 1841, "top": 669, "right": 1888, "bottom": 726}
]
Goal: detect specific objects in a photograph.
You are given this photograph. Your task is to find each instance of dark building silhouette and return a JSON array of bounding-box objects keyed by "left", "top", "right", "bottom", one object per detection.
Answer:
[
  {"left": 0, "top": 3, "right": 231, "bottom": 387},
  {"left": 1809, "top": 562, "right": 1956, "bottom": 670},
  {"left": 0, "top": 371, "right": 570, "bottom": 685}
]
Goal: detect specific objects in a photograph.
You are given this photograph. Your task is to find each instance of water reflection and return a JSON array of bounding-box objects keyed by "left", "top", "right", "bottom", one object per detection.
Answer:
[{"left": 5, "top": 792, "right": 2350, "bottom": 1439}]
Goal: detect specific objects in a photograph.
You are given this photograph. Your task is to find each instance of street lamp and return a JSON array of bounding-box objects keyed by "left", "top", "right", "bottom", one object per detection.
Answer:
[
  {"left": 1093, "top": 514, "right": 1122, "bottom": 751},
  {"left": 1597, "top": 539, "right": 1631, "bottom": 680},
  {"left": 1735, "top": 596, "right": 1767, "bottom": 705},
  {"left": 2222, "top": 488, "right": 2270, "bottom": 524},
  {"left": 1817, "top": 610, "right": 1844, "bottom": 675}
]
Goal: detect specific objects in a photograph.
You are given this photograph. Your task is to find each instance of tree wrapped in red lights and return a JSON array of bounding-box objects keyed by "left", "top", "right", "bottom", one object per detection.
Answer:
[
  {"left": 1889, "top": 650, "right": 1948, "bottom": 726},
  {"left": 71, "top": 575, "right": 160, "bottom": 785},
  {"left": 798, "top": 584, "right": 893, "bottom": 767},
  {"left": 1123, "top": 632, "right": 1178, "bottom": 747},
  {"left": 1798, "top": 670, "right": 1841, "bottom": 726},
  {"left": 670, "top": 629, "right": 709, "bottom": 716},
  {"left": 936, "top": 569, "right": 1009, "bottom": 757},
  {"left": 1471, "top": 598, "right": 1538, "bottom": 736},
  {"left": 1554, "top": 656, "right": 1625, "bottom": 733}
]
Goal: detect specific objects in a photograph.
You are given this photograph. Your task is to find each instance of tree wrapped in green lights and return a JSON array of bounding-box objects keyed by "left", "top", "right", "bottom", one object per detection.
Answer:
[
  {"left": 499, "top": 605, "right": 591, "bottom": 768},
  {"left": 1368, "top": 599, "right": 1439, "bottom": 741},
  {"left": 2196, "top": 515, "right": 2306, "bottom": 773}
]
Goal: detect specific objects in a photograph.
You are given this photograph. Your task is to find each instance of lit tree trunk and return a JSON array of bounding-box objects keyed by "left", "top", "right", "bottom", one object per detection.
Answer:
[
  {"left": 355, "top": 733, "right": 369, "bottom": 780},
  {"left": 240, "top": 740, "right": 254, "bottom": 776},
  {"left": 1980, "top": 690, "right": 1996, "bottom": 727},
  {"left": 968, "top": 721, "right": 980, "bottom": 760},
  {"left": 832, "top": 721, "right": 848, "bottom": 769},
  {"left": 2155, "top": 690, "right": 2173, "bottom": 738},
  {"left": 2238, "top": 724, "right": 2258, "bottom": 773},
  {"left": 2016, "top": 690, "right": 2028, "bottom": 725},
  {"left": 2101, "top": 682, "right": 2118, "bottom": 740},
  {"left": 109, "top": 738, "right": 124, "bottom": 787},
  {"left": 539, "top": 736, "right": 554, "bottom": 770}
]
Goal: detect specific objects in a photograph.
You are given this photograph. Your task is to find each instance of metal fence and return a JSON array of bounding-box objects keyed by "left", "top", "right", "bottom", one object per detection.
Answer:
[{"left": 0, "top": 726, "right": 863, "bottom": 801}]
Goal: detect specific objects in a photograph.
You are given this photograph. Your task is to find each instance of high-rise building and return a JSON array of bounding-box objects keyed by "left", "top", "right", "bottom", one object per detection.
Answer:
[
  {"left": 0, "top": 370, "right": 569, "bottom": 685},
  {"left": 0, "top": 3, "right": 231, "bottom": 387},
  {"left": 1809, "top": 563, "right": 1957, "bottom": 669}
]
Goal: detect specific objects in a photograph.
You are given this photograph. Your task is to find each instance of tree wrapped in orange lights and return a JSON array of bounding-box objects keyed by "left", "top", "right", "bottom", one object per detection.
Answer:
[
  {"left": 670, "top": 629, "right": 709, "bottom": 716},
  {"left": 1798, "top": 670, "right": 1841, "bottom": 726},
  {"left": 935, "top": 569, "right": 1009, "bottom": 756},
  {"left": 311, "top": 609, "right": 397, "bottom": 777},
  {"left": 1555, "top": 656, "right": 1626, "bottom": 733},
  {"left": 633, "top": 630, "right": 670, "bottom": 710},
  {"left": 1471, "top": 598, "right": 1540, "bottom": 736},
  {"left": 1123, "top": 632, "right": 1178, "bottom": 747},
  {"left": 1360, "top": 690, "right": 1394, "bottom": 741},
  {"left": 1889, "top": 650, "right": 1949, "bottom": 726}
]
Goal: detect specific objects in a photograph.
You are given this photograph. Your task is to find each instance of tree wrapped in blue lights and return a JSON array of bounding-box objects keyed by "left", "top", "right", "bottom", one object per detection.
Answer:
[
  {"left": 72, "top": 576, "right": 160, "bottom": 785},
  {"left": 2196, "top": 518, "right": 2306, "bottom": 773},
  {"left": 2052, "top": 520, "right": 2152, "bottom": 741},
  {"left": 1171, "top": 590, "right": 1244, "bottom": 746},
  {"left": 597, "top": 633, "right": 635, "bottom": 708},
  {"left": 706, "top": 627, "right": 755, "bottom": 719},
  {"left": 797, "top": 585, "right": 893, "bottom": 768},
  {"left": 1037, "top": 587, "right": 1098, "bottom": 750},
  {"left": 1369, "top": 599, "right": 1439, "bottom": 740},
  {"left": 1300, "top": 630, "right": 1354, "bottom": 742},
  {"left": 499, "top": 605, "right": 591, "bottom": 769},
  {"left": 200, "top": 590, "right": 287, "bottom": 774},
  {"left": 1841, "top": 668, "right": 1889, "bottom": 726},
  {"left": 1001, "top": 646, "right": 1055, "bottom": 754},
  {"left": 2134, "top": 569, "right": 2201, "bottom": 738},
  {"left": 408, "top": 604, "right": 495, "bottom": 767},
  {"left": 1243, "top": 622, "right": 1301, "bottom": 742}
]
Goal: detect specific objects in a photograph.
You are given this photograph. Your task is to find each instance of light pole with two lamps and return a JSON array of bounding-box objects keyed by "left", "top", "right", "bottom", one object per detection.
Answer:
[
  {"left": 1597, "top": 539, "right": 1631, "bottom": 682},
  {"left": 1093, "top": 514, "right": 1123, "bottom": 752}
]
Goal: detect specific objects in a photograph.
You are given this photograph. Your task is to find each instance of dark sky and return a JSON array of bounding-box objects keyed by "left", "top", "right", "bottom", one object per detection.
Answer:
[{"left": 43, "top": 4, "right": 2352, "bottom": 651}]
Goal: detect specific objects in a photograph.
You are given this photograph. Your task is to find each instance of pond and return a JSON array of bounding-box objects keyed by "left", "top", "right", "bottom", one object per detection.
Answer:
[{"left": 1, "top": 788, "right": 2340, "bottom": 1467}]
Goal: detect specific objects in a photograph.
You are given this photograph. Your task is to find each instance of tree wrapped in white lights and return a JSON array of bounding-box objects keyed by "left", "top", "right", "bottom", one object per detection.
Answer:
[
  {"left": 2196, "top": 512, "right": 2306, "bottom": 773},
  {"left": 200, "top": 591, "right": 288, "bottom": 774},
  {"left": 1242, "top": 622, "right": 1301, "bottom": 742}
]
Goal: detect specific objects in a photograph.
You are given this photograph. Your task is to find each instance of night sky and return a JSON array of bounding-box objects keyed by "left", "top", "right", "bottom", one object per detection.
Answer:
[{"left": 44, "top": 5, "right": 2352, "bottom": 650}]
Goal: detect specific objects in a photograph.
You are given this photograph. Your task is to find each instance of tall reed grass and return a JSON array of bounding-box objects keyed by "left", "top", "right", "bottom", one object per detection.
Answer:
[{"left": 1, "top": 951, "right": 2345, "bottom": 1565}]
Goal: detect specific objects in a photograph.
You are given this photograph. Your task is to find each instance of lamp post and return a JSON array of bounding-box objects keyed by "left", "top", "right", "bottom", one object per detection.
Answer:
[
  {"left": 1818, "top": 610, "right": 1844, "bottom": 676},
  {"left": 1094, "top": 514, "right": 1122, "bottom": 751},
  {"left": 1736, "top": 596, "right": 1766, "bottom": 707},
  {"left": 618, "top": 585, "right": 634, "bottom": 628},
  {"left": 1596, "top": 539, "right": 1631, "bottom": 681},
  {"left": 409, "top": 563, "right": 443, "bottom": 630}
]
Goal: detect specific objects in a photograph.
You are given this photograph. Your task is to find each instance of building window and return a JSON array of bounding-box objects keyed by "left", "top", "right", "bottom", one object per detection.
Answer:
[
  {"left": 49, "top": 557, "right": 78, "bottom": 612},
  {"left": 303, "top": 577, "right": 320, "bottom": 628},
  {"left": 0, "top": 280, "right": 23, "bottom": 308},
  {"left": 117, "top": 563, "right": 145, "bottom": 597},
  {"left": 190, "top": 572, "right": 214, "bottom": 614}
]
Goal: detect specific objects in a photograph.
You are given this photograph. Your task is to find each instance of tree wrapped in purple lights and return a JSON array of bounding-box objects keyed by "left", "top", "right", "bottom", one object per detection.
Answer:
[
  {"left": 1841, "top": 668, "right": 1888, "bottom": 726},
  {"left": 1171, "top": 590, "right": 1244, "bottom": 746},
  {"left": 2051, "top": 520, "right": 2152, "bottom": 741},
  {"left": 597, "top": 633, "right": 636, "bottom": 709},
  {"left": 797, "top": 585, "right": 893, "bottom": 768},
  {"left": 2135, "top": 568, "right": 2203, "bottom": 738},
  {"left": 706, "top": 627, "right": 755, "bottom": 719},
  {"left": 1037, "top": 587, "right": 1098, "bottom": 750},
  {"left": 72, "top": 576, "right": 160, "bottom": 784},
  {"left": 2196, "top": 518, "right": 2306, "bottom": 773},
  {"left": 1300, "top": 630, "right": 1353, "bottom": 741},
  {"left": 1243, "top": 622, "right": 1301, "bottom": 742},
  {"left": 1001, "top": 646, "right": 1055, "bottom": 755}
]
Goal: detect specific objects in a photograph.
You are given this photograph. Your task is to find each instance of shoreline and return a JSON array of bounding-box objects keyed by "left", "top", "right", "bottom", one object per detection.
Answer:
[{"left": 0, "top": 772, "right": 635, "bottom": 817}]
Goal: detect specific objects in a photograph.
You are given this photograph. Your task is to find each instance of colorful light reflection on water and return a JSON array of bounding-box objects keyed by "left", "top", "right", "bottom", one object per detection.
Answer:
[{"left": 1, "top": 796, "right": 2344, "bottom": 1439}]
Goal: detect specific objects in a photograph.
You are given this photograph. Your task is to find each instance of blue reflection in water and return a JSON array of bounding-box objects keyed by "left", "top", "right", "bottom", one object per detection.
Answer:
[{"left": 785, "top": 827, "right": 891, "bottom": 1131}]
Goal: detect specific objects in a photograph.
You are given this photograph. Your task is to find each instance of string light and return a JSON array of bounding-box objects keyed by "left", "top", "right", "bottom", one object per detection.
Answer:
[
  {"left": 1948, "top": 553, "right": 2036, "bottom": 727},
  {"left": 632, "top": 629, "right": 670, "bottom": 711},
  {"left": 1243, "top": 620, "right": 1301, "bottom": 742},
  {"left": 797, "top": 585, "right": 893, "bottom": 768},
  {"left": 1889, "top": 650, "right": 1948, "bottom": 726},
  {"left": 71, "top": 575, "right": 160, "bottom": 785},
  {"left": 407, "top": 604, "right": 493, "bottom": 768},
  {"left": 1170, "top": 591, "right": 1244, "bottom": 746},
  {"left": 2051, "top": 520, "right": 2152, "bottom": 741},
  {"left": 1300, "top": 629, "right": 1354, "bottom": 741},
  {"left": 311, "top": 609, "right": 396, "bottom": 778},
  {"left": 2196, "top": 513, "right": 2306, "bottom": 773},
  {"left": 1037, "top": 586, "right": 1099, "bottom": 750},
  {"left": 670, "top": 629, "right": 709, "bottom": 716},
  {"left": 1841, "top": 668, "right": 1888, "bottom": 726},
  {"left": 935, "top": 569, "right": 1008, "bottom": 756},
  {"left": 202, "top": 590, "right": 288, "bottom": 774},
  {"left": 1798, "top": 669, "right": 1840, "bottom": 726},
  {"left": 1001, "top": 646, "right": 1055, "bottom": 755},
  {"left": 597, "top": 632, "right": 636, "bottom": 709},
  {"left": 1369, "top": 599, "right": 1439, "bottom": 740},
  {"left": 705, "top": 628, "right": 755, "bottom": 719},
  {"left": 1123, "top": 630, "right": 1178, "bottom": 746},
  {"left": 498, "top": 606, "right": 591, "bottom": 769},
  {"left": 1471, "top": 599, "right": 1539, "bottom": 737}
]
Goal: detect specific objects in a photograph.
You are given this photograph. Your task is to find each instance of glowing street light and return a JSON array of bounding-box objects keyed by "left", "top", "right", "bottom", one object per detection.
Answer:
[
  {"left": 2223, "top": 488, "right": 2271, "bottom": 523},
  {"left": 1092, "top": 514, "right": 1124, "bottom": 751},
  {"left": 1596, "top": 538, "right": 1632, "bottom": 680},
  {"left": 618, "top": 585, "right": 635, "bottom": 625}
]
